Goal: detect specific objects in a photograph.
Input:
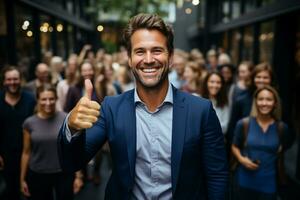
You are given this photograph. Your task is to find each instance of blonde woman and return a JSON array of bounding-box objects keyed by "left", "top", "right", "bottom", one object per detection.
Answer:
[{"left": 231, "top": 86, "right": 288, "bottom": 200}]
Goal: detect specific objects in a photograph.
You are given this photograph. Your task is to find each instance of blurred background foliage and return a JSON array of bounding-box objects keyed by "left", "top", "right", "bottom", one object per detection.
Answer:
[
  {"left": 85, "top": 0, "right": 176, "bottom": 52},
  {"left": 86, "top": 0, "right": 175, "bottom": 23}
]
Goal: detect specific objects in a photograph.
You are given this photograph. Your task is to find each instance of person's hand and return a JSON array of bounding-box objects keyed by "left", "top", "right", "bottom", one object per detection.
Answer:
[
  {"left": 73, "top": 177, "right": 84, "bottom": 194},
  {"left": 68, "top": 79, "right": 101, "bottom": 132},
  {"left": 20, "top": 180, "right": 31, "bottom": 197},
  {"left": 0, "top": 155, "right": 4, "bottom": 170},
  {"left": 239, "top": 156, "right": 259, "bottom": 170},
  {"left": 83, "top": 44, "right": 92, "bottom": 51}
]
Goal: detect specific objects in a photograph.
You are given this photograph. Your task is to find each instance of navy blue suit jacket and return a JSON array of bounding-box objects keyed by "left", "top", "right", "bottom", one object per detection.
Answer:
[{"left": 58, "top": 86, "right": 228, "bottom": 199}]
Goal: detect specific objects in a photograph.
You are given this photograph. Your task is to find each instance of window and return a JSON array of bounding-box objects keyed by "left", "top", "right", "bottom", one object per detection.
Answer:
[
  {"left": 230, "top": 29, "right": 241, "bottom": 65},
  {"left": 67, "top": 24, "right": 74, "bottom": 54},
  {"left": 40, "top": 14, "right": 52, "bottom": 55},
  {"left": 259, "top": 20, "right": 275, "bottom": 63},
  {"left": 222, "top": 31, "right": 230, "bottom": 52},
  {"left": 222, "top": 1, "right": 230, "bottom": 23},
  {"left": 242, "top": 26, "right": 254, "bottom": 61},
  {"left": 232, "top": 0, "right": 241, "bottom": 19},
  {"left": 56, "top": 20, "right": 65, "bottom": 58},
  {"left": 245, "top": 0, "right": 256, "bottom": 13},
  {"left": 15, "top": 4, "right": 34, "bottom": 79},
  {"left": 261, "top": 0, "right": 276, "bottom": 6}
]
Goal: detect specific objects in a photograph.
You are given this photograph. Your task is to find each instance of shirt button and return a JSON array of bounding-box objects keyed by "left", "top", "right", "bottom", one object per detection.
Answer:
[{"left": 151, "top": 138, "right": 155, "bottom": 143}]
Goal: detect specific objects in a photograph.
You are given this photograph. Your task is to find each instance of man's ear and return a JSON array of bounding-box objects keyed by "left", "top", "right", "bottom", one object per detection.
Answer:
[{"left": 128, "top": 57, "right": 132, "bottom": 68}]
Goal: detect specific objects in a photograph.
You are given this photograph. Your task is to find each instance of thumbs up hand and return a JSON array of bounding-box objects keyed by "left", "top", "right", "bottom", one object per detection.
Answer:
[{"left": 68, "top": 79, "right": 101, "bottom": 132}]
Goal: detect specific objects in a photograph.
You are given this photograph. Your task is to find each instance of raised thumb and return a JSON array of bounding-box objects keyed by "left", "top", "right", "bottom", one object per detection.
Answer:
[{"left": 84, "top": 79, "right": 93, "bottom": 100}]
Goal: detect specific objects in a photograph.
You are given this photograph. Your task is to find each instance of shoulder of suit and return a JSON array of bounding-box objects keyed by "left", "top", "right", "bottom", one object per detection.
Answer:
[{"left": 103, "top": 89, "right": 134, "bottom": 103}]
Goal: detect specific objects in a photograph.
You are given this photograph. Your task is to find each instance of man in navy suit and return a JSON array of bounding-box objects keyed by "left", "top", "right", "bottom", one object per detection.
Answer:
[{"left": 58, "top": 13, "right": 228, "bottom": 199}]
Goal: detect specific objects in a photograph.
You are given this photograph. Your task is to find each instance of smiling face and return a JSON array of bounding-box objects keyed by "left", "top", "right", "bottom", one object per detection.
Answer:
[
  {"left": 128, "top": 29, "right": 172, "bottom": 90},
  {"left": 3, "top": 69, "right": 21, "bottom": 95},
  {"left": 220, "top": 66, "right": 233, "bottom": 83},
  {"left": 80, "top": 62, "right": 94, "bottom": 81},
  {"left": 36, "top": 63, "right": 50, "bottom": 84},
  {"left": 238, "top": 64, "right": 251, "bottom": 81},
  {"left": 183, "top": 66, "right": 197, "bottom": 83},
  {"left": 38, "top": 90, "right": 56, "bottom": 117},
  {"left": 256, "top": 89, "right": 276, "bottom": 116},
  {"left": 254, "top": 70, "right": 272, "bottom": 89},
  {"left": 207, "top": 74, "right": 222, "bottom": 98}
]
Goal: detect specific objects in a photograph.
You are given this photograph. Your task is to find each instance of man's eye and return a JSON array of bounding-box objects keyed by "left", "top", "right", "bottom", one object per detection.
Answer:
[
  {"left": 153, "top": 49, "right": 163, "bottom": 54},
  {"left": 136, "top": 51, "right": 144, "bottom": 55}
]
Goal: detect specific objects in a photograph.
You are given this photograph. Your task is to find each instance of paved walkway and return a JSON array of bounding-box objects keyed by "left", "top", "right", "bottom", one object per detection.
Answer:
[{"left": 75, "top": 153, "right": 112, "bottom": 200}]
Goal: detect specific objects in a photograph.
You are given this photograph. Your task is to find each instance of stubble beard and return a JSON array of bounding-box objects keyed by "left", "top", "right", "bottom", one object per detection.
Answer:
[
  {"left": 5, "top": 85, "right": 21, "bottom": 96},
  {"left": 132, "top": 62, "right": 170, "bottom": 91}
]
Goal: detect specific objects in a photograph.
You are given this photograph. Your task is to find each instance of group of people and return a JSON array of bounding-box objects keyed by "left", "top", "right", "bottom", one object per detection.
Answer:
[{"left": 0, "top": 13, "right": 296, "bottom": 200}]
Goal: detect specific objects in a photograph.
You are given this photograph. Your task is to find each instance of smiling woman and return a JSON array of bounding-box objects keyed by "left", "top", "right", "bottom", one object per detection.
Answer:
[
  {"left": 20, "top": 84, "right": 79, "bottom": 200},
  {"left": 231, "top": 85, "right": 289, "bottom": 200},
  {"left": 202, "top": 72, "right": 230, "bottom": 134},
  {"left": 36, "top": 85, "right": 57, "bottom": 118}
]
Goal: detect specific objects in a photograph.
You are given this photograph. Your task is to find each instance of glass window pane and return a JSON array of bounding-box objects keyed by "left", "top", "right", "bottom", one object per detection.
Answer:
[
  {"left": 40, "top": 15, "right": 52, "bottom": 55},
  {"left": 261, "top": 0, "right": 276, "bottom": 6},
  {"left": 259, "top": 21, "right": 275, "bottom": 63},
  {"left": 222, "top": 1, "right": 230, "bottom": 23},
  {"left": 222, "top": 31, "right": 229, "bottom": 52},
  {"left": 232, "top": 0, "right": 241, "bottom": 19},
  {"left": 67, "top": 24, "right": 74, "bottom": 54},
  {"left": 56, "top": 20, "right": 65, "bottom": 58},
  {"left": 245, "top": 0, "right": 256, "bottom": 13},
  {"left": 242, "top": 26, "right": 254, "bottom": 61},
  {"left": 15, "top": 4, "right": 34, "bottom": 80},
  {"left": 230, "top": 29, "right": 241, "bottom": 65}
]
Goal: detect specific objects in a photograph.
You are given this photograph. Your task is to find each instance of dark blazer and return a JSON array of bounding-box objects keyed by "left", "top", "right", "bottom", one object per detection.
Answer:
[{"left": 58, "top": 86, "right": 228, "bottom": 199}]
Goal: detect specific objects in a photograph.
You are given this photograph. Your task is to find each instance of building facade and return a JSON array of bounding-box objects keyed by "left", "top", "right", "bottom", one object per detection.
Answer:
[{"left": 0, "top": 0, "right": 97, "bottom": 79}]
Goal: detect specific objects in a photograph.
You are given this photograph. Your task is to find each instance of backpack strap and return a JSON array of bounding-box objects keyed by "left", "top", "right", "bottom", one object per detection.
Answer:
[
  {"left": 242, "top": 117, "right": 250, "bottom": 148},
  {"left": 229, "top": 117, "right": 250, "bottom": 172},
  {"left": 276, "top": 121, "right": 287, "bottom": 185},
  {"left": 277, "top": 121, "right": 285, "bottom": 152}
]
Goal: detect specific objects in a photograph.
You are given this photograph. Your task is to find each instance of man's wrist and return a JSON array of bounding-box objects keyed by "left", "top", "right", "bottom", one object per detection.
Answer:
[{"left": 67, "top": 121, "right": 79, "bottom": 135}]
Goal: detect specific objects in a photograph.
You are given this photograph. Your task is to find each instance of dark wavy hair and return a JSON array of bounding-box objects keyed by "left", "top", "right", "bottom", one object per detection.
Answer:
[
  {"left": 123, "top": 13, "right": 174, "bottom": 57},
  {"left": 202, "top": 72, "right": 228, "bottom": 108}
]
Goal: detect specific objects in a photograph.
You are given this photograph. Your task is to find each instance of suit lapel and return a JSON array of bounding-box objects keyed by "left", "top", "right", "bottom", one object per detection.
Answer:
[
  {"left": 124, "top": 91, "right": 137, "bottom": 182},
  {"left": 171, "top": 88, "right": 187, "bottom": 194}
]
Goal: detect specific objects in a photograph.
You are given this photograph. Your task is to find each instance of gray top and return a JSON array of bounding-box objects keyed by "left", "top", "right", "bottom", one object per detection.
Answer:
[
  {"left": 132, "top": 83, "right": 173, "bottom": 200},
  {"left": 23, "top": 111, "right": 67, "bottom": 173}
]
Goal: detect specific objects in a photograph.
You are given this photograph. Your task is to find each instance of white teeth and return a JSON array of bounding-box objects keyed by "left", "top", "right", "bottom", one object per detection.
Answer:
[{"left": 142, "top": 68, "right": 157, "bottom": 73}]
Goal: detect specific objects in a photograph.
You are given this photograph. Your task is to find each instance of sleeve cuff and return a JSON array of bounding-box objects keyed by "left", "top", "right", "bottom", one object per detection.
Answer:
[{"left": 65, "top": 113, "right": 81, "bottom": 142}]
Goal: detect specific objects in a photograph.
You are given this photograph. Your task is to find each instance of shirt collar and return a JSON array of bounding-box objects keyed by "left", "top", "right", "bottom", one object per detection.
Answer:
[{"left": 134, "top": 82, "right": 173, "bottom": 106}]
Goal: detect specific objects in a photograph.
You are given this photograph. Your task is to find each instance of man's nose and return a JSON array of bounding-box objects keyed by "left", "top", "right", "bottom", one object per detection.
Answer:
[{"left": 144, "top": 52, "right": 155, "bottom": 64}]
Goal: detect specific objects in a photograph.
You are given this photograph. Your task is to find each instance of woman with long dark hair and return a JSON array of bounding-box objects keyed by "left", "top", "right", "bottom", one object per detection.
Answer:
[{"left": 202, "top": 72, "right": 230, "bottom": 134}]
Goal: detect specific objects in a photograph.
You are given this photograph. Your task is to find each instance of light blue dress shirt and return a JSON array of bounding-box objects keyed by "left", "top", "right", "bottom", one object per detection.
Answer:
[{"left": 132, "top": 83, "right": 173, "bottom": 200}]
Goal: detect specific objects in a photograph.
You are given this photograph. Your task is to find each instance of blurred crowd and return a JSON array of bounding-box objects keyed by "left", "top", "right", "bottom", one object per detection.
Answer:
[{"left": 0, "top": 43, "right": 299, "bottom": 200}]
